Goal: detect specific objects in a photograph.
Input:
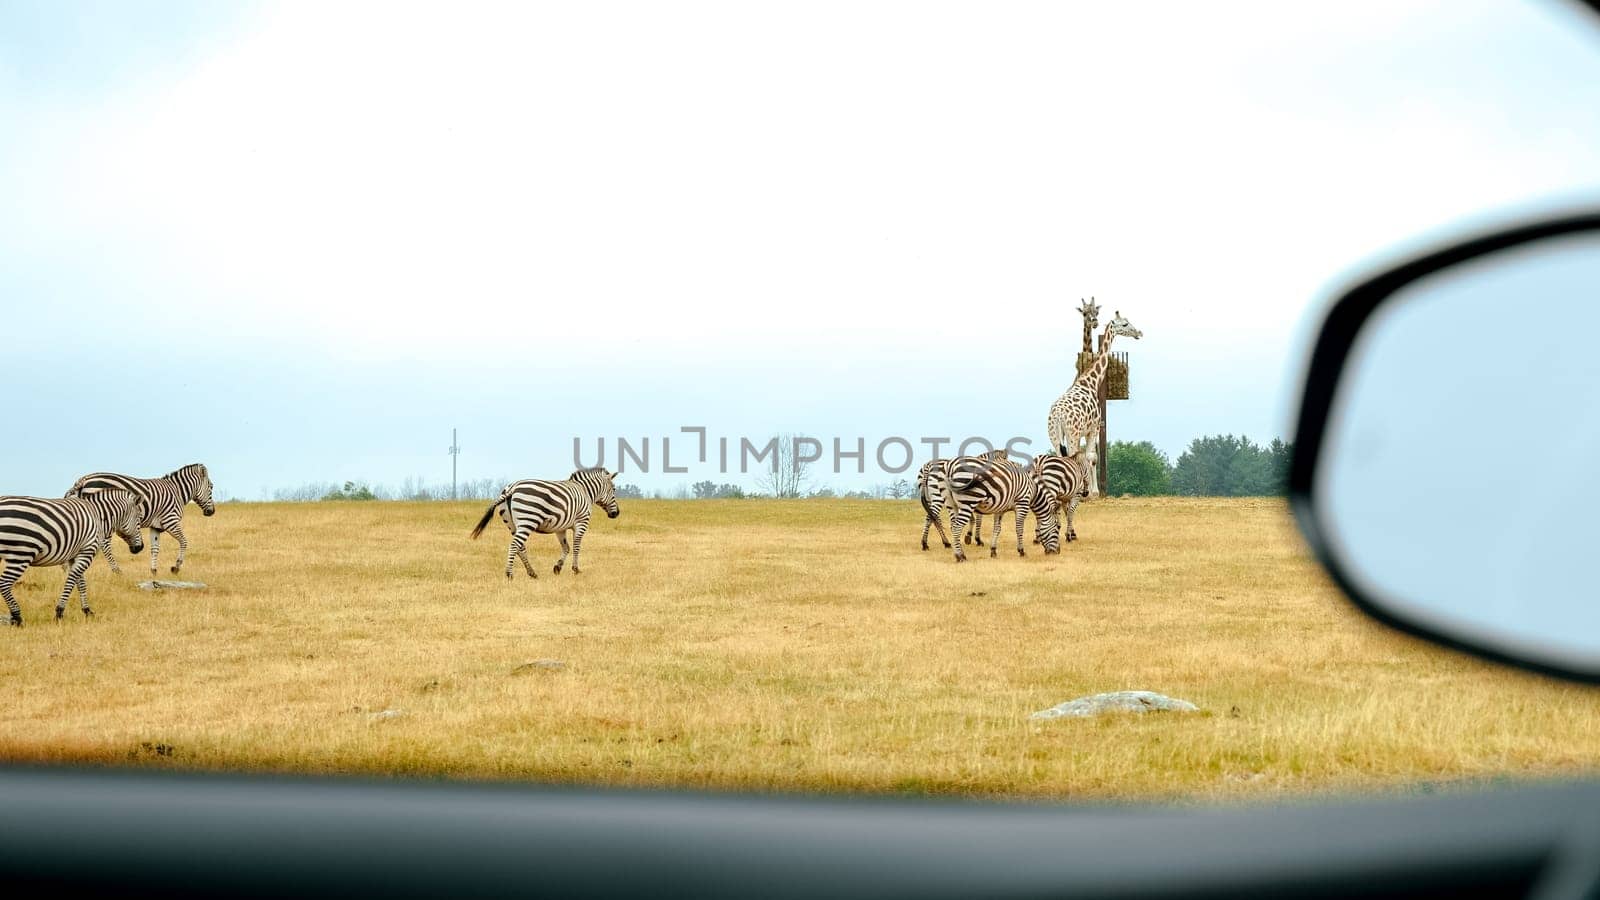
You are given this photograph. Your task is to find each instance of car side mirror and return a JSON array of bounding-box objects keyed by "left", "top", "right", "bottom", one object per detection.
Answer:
[{"left": 1291, "top": 211, "right": 1600, "bottom": 683}]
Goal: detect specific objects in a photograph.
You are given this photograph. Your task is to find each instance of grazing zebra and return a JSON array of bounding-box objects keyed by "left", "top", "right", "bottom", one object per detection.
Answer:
[
  {"left": 1, "top": 490, "right": 145, "bottom": 626},
  {"left": 66, "top": 464, "right": 216, "bottom": 575},
  {"left": 940, "top": 454, "right": 1038, "bottom": 562},
  {"left": 915, "top": 449, "right": 1007, "bottom": 551},
  {"left": 470, "top": 468, "right": 621, "bottom": 578},
  {"left": 1030, "top": 451, "right": 1092, "bottom": 550}
]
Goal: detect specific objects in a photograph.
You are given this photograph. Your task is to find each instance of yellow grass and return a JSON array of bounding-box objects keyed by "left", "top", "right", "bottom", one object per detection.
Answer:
[{"left": 2, "top": 497, "right": 1597, "bottom": 802}]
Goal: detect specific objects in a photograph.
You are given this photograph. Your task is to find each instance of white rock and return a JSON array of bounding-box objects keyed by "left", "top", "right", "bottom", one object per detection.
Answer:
[
  {"left": 1031, "top": 691, "right": 1200, "bottom": 720},
  {"left": 368, "top": 709, "right": 405, "bottom": 722}
]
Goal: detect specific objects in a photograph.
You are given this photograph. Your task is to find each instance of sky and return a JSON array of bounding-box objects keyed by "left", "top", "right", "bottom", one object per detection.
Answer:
[{"left": 4, "top": 0, "right": 1600, "bottom": 498}]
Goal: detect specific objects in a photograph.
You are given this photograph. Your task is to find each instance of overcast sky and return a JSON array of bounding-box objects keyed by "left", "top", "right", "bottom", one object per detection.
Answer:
[{"left": 4, "top": 1, "right": 1600, "bottom": 497}]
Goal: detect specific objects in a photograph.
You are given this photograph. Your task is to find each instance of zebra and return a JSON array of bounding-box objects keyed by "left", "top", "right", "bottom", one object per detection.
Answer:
[
  {"left": 1029, "top": 452, "right": 1092, "bottom": 551},
  {"left": 939, "top": 454, "right": 1039, "bottom": 562},
  {"left": 915, "top": 449, "right": 1007, "bottom": 551},
  {"left": 1, "top": 490, "right": 145, "bottom": 626},
  {"left": 66, "top": 464, "right": 216, "bottom": 576},
  {"left": 470, "top": 467, "right": 621, "bottom": 578}
]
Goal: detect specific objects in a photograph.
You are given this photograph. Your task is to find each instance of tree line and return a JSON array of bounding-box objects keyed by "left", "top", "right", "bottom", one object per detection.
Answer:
[
  {"left": 262, "top": 435, "right": 1291, "bottom": 501},
  {"left": 1106, "top": 436, "right": 1292, "bottom": 497}
]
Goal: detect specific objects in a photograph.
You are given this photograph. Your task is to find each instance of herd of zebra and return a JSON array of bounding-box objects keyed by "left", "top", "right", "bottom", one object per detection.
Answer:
[
  {"left": 0, "top": 464, "right": 215, "bottom": 626},
  {"left": 916, "top": 450, "right": 1091, "bottom": 562}
]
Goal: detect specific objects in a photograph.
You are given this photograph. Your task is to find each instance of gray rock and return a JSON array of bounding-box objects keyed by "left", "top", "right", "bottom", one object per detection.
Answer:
[
  {"left": 1030, "top": 690, "right": 1200, "bottom": 720},
  {"left": 368, "top": 709, "right": 405, "bottom": 722},
  {"left": 513, "top": 659, "right": 566, "bottom": 674},
  {"left": 137, "top": 580, "right": 208, "bottom": 590}
]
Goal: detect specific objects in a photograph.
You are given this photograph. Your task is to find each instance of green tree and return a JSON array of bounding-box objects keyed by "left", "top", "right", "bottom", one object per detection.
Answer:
[
  {"left": 1266, "top": 438, "right": 1293, "bottom": 496},
  {"left": 321, "top": 480, "right": 376, "bottom": 501},
  {"left": 1172, "top": 435, "right": 1293, "bottom": 496},
  {"left": 1223, "top": 444, "right": 1275, "bottom": 496},
  {"left": 1172, "top": 435, "right": 1242, "bottom": 496},
  {"left": 1105, "top": 441, "right": 1172, "bottom": 495}
]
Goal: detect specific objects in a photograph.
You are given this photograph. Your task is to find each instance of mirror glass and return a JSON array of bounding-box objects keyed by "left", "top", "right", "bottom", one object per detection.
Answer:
[{"left": 1317, "top": 230, "right": 1600, "bottom": 674}]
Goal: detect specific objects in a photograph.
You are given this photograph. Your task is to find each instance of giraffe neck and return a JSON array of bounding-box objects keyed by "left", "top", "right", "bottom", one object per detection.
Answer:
[
  {"left": 1077, "top": 329, "right": 1118, "bottom": 391},
  {"left": 1081, "top": 319, "right": 1095, "bottom": 354}
]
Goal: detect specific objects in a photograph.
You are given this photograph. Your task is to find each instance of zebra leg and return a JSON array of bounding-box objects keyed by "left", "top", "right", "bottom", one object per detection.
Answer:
[
  {"left": 2, "top": 563, "right": 24, "bottom": 626},
  {"left": 950, "top": 508, "right": 970, "bottom": 562},
  {"left": 506, "top": 528, "right": 535, "bottom": 579},
  {"left": 148, "top": 529, "right": 161, "bottom": 575},
  {"left": 972, "top": 512, "right": 985, "bottom": 546},
  {"left": 100, "top": 532, "right": 122, "bottom": 575},
  {"left": 1015, "top": 505, "right": 1027, "bottom": 556},
  {"left": 58, "top": 549, "right": 95, "bottom": 620},
  {"left": 925, "top": 507, "right": 952, "bottom": 550},
  {"left": 166, "top": 519, "right": 189, "bottom": 574},
  {"left": 568, "top": 522, "right": 590, "bottom": 574},
  {"left": 553, "top": 530, "right": 572, "bottom": 574},
  {"left": 516, "top": 546, "right": 537, "bottom": 578},
  {"left": 1066, "top": 494, "right": 1081, "bottom": 542},
  {"left": 990, "top": 511, "right": 1003, "bottom": 558}
]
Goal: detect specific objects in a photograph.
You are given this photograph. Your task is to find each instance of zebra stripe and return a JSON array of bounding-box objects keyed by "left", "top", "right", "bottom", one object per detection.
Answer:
[
  {"left": 66, "top": 463, "right": 216, "bottom": 576},
  {"left": 940, "top": 454, "right": 1036, "bottom": 562},
  {"left": 1, "top": 490, "right": 145, "bottom": 626},
  {"left": 1029, "top": 452, "right": 1092, "bottom": 552},
  {"left": 470, "top": 468, "right": 622, "bottom": 578},
  {"left": 916, "top": 450, "right": 1004, "bottom": 551}
]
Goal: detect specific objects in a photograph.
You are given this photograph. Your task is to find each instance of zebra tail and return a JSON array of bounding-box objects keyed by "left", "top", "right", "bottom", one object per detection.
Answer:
[
  {"left": 939, "top": 474, "right": 961, "bottom": 522},
  {"left": 469, "top": 500, "right": 499, "bottom": 539}
]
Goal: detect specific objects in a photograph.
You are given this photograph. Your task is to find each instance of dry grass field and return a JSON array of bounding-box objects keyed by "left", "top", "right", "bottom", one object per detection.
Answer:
[{"left": 2, "top": 497, "right": 1597, "bottom": 802}]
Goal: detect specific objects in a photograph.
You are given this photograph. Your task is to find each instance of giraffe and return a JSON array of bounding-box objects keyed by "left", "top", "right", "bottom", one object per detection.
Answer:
[
  {"left": 1032, "top": 297, "right": 1101, "bottom": 548},
  {"left": 1045, "top": 310, "right": 1142, "bottom": 500},
  {"left": 1078, "top": 297, "right": 1100, "bottom": 357}
]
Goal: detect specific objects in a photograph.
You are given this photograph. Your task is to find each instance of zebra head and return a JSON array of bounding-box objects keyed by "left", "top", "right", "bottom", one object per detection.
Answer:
[
  {"left": 92, "top": 489, "right": 147, "bottom": 555},
  {"left": 1107, "top": 310, "right": 1143, "bottom": 341},
  {"left": 572, "top": 468, "right": 621, "bottom": 519},
  {"left": 172, "top": 463, "right": 216, "bottom": 516},
  {"left": 1030, "top": 487, "right": 1062, "bottom": 555}
]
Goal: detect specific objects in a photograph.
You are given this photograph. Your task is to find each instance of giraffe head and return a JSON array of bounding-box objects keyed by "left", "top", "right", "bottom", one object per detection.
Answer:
[
  {"left": 1106, "top": 310, "right": 1142, "bottom": 341},
  {"left": 1078, "top": 297, "right": 1100, "bottom": 327}
]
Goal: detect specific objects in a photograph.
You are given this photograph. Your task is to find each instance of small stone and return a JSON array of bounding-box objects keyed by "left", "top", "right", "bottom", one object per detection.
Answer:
[
  {"left": 1031, "top": 690, "right": 1201, "bottom": 720},
  {"left": 513, "top": 659, "right": 566, "bottom": 674},
  {"left": 137, "top": 580, "right": 208, "bottom": 590},
  {"left": 419, "top": 680, "right": 440, "bottom": 693}
]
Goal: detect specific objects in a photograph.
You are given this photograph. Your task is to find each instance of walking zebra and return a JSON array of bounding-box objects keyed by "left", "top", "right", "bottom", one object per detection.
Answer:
[
  {"left": 1, "top": 490, "right": 145, "bottom": 626},
  {"left": 470, "top": 468, "right": 621, "bottom": 579},
  {"left": 916, "top": 449, "right": 1006, "bottom": 551},
  {"left": 65, "top": 463, "right": 216, "bottom": 575},
  {"left": 1030, "top": 452, "right": 1092, "bottom": 550},
  {"left": 939, "top": 454, "right": 1041, "bottom": 562}
]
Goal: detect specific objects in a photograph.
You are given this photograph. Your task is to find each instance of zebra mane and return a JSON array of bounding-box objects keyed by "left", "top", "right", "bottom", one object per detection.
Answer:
[{"left": 164, "top": 463, "right": 206, "bottom": 481}]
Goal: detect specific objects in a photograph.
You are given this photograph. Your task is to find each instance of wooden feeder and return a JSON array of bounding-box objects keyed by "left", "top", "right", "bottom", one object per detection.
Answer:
[{"left": 1077, "top": 351, "right": 1130, "bottom": 400}]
